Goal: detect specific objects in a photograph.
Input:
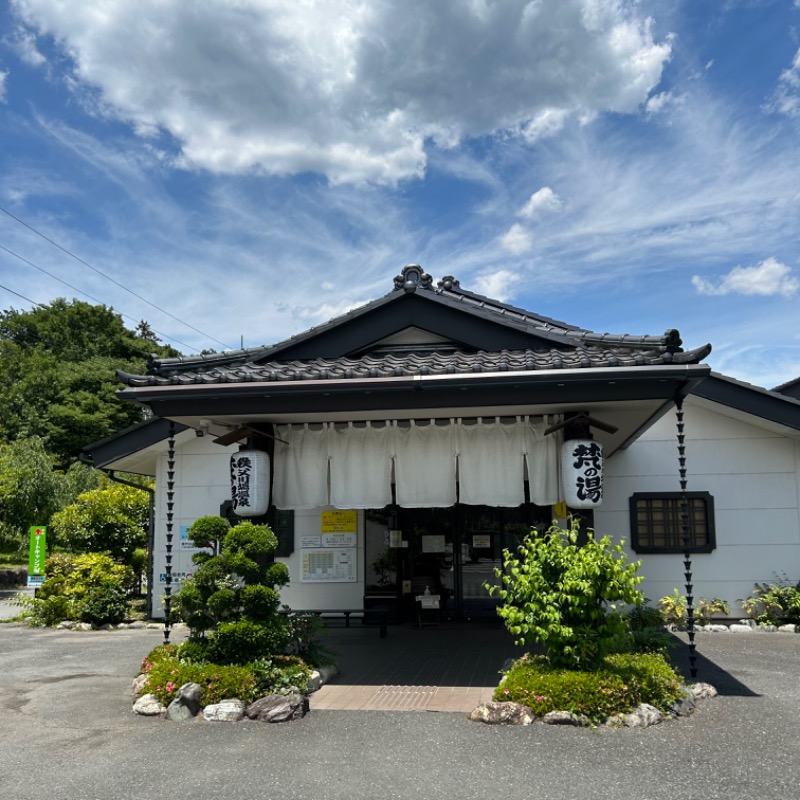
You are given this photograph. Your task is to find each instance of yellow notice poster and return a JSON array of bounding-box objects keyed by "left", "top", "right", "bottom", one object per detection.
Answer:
[{"left": 321, "top": 509, "right": 357, "bottom": 533}]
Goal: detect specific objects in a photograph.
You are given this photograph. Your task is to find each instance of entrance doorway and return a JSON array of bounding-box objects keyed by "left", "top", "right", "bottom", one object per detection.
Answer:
[{"left": 365, "top": 503, "right": 550, "bottom": 621}]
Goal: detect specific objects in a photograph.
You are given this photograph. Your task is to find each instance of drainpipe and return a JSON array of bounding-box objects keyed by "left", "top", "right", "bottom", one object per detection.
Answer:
[{"left": 103, "top": 470, "right": 156, "bottom": 619}]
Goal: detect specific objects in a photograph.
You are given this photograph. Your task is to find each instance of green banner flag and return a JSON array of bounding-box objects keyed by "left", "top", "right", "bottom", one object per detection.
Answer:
[{"left": 28, "top": 525, "right": 47, "bottom": 577}]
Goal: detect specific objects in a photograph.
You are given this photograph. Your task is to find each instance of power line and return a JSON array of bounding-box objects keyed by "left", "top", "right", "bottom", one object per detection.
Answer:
[
  {"left": 0, "top": 205, "right": 235, "bottom": 350},
  {"left": 0, "top": 282, "right": 46, "bottom": 307},
  {"left": 0, "top": 243, "right": 200, "bottom": 353}
]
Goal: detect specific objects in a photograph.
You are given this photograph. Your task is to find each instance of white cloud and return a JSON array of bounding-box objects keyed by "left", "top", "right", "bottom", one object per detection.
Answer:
[
  {"left": 645, "top": 90, "right": 684, "bottom": 115},
  {"left": 518, "top": 187, "right": 563, "bottom": 218},
  {"left": 7, "top": 25, "right": 46, "bottom": 66},
  {"left": 692, "top": 258, "right": 800, "bottom": 298},
  {"left": 767, "top": 48, "right": 800, "bottom": 118},
  {"left": 11, "top": 0, "right": 673, "bottom": 184},
  {"left": 473, "top": 269, "right": 520, "bottom": 303},
  {"left": 0, "top": 70, "right": 7, "bottom": 102},
  {"left": 499, "top": 224, "right": 533, "bottom": 255}
]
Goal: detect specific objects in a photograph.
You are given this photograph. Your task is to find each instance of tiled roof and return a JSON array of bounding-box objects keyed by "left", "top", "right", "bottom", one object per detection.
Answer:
[
  {"left": 117, "top": 266, "right": 712, "bottom": 387},
  {"left": 118, "top": 343, "right": 712, "bottom": 387}
]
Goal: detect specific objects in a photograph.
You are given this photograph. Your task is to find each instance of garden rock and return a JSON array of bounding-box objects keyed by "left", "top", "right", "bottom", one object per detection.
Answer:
[
  {"left": 203, "top": 698, "right": 245, "bottom": 722},
  {"left": 132, "top": 673, "right": 149, "bottom": 694},
  {"left": 166, "top": 683, "right": 202, "bottom": 721},
  {"left": 698, "top": 624, "right": 728, "bottom": 633},
  {"left": 690, "top": 682, "right": 718, "bottom": 701},
  {"left": 542, "top": 710, "right": 590, "bottom": 727},
  {"left": 246, "top": 694, "right": 309, "bottom": 722},
  {"left": 133, "top": 693, "right": 165, "bottom": 716},
  {"left": 669, "top": 695, "right": 696, "bottom": 717},
  {"left": 307, "top": 665, "right": 338, "bottom": 693},
  {"left": 623, "top": 703, "right": 663, "bottom": 728},
  {"left": 468, "top": 702, "right": 536, "bottom": 725},
  {"left": 779, "top": 624, "right": 797, "bottom": 633},
  {"left": 730, "top": 624, "right": 753, "bottom": 633}
]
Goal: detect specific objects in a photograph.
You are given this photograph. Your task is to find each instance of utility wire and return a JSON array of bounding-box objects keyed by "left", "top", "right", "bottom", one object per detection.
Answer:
[
  {"left": 0, "top": 282, "right": 46, "bottom": 307},
  {"left": 0, "top": 205, "right": 235, "bottom": 350},
  {"left": 0, "top": 243, "right": 200, "bottom": 353}
]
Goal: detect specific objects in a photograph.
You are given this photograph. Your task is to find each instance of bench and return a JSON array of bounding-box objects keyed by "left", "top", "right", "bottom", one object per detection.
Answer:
[{"left": 281, "top": 608, "right": 388, "bottom": 638}]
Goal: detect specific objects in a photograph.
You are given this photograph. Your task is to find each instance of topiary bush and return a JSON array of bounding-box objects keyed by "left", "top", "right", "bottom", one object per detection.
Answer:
[
  {"left": 487, "top": 519, "right": 644, "bottom": 669},
  {"left": 173, "top": 518, "right": 291, "bottom": 664}
]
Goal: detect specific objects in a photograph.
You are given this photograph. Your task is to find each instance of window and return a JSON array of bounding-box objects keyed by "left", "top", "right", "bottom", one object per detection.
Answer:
[{"left": 629, "top": 492, "right": 715, "bottom": 554}]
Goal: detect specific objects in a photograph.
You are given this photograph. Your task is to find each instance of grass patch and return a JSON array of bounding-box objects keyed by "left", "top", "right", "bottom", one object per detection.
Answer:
[{"left": 496, "top": 651, "right": 685, "bottom": 723}]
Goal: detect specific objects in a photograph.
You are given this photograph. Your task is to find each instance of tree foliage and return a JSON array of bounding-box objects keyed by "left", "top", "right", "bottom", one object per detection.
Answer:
[
  {"left": 0, "top": 299, "right": 179, "bottom": 464},
  {"left": 488, "top": 519, "right": 644, "bottom": 669},
  {"left": 51, "top": 482, "right": 150, "bottom": 565},
  {"left": 0, "top": 437, "right": 105, "bottom": 551}
]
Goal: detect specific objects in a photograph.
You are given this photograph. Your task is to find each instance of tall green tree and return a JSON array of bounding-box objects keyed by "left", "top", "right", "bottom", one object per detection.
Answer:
[
  {"left": 0, "top": 437, "right": 103, "bottom": 552},
  {"left": 0, "top": 299, "right": 179, "bottom": 464}
]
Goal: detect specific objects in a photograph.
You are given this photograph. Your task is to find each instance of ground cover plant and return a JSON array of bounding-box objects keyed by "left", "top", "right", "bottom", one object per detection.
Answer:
[
  {"left": 138, "top": 643, "right": 312, "bottom": 706},
  {"left": 488, "top": 520, "right": 686, "bottom": 722}
]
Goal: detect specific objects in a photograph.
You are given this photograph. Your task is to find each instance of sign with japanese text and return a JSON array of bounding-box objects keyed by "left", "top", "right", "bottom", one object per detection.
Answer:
[
  {"left": 320, "top": 509, "right": 357, "bottom": 533},
  {"left": 28, "top": 526, "right": 47, "bottom": 588},
  {"left": 561, "top": 439, "right": 604, "bottom": 509}
]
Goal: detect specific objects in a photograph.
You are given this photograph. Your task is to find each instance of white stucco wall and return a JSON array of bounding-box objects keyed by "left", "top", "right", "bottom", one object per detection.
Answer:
[
  {"left": 151, "top": 435, "right": 365, "bottom": 618},
  {"left": 151, "top": 398, "right": 800, "bottom": 619},
  {"left": 594, "top": 399, "right": 800, "bottom": 614}
]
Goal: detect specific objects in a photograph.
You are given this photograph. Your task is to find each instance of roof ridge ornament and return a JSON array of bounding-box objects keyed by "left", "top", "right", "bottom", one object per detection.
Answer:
[
  {"left": 436, "top": 275, "right": 460, "bottom": 293},
  {"left": 394, "top": 264, "right": 433, "bottom": 293}
]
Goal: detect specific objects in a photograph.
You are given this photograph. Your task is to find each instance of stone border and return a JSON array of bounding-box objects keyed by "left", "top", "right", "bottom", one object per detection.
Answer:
[{"left": 468, "top": 682, "right": 718, "bottom": 729}]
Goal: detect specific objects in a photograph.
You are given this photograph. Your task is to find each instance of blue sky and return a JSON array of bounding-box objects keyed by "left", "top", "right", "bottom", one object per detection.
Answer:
[{"left": 1, "top": 0, "right": 799, "bottom": 388}]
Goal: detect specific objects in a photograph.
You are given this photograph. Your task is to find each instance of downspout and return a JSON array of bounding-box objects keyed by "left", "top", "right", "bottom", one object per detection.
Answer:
[{"left": 103, "top": 470, "right": 156, "bottom": 619}]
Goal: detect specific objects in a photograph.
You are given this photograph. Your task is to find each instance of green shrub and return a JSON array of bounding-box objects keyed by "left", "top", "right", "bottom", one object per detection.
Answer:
[
  {"left": 496, "top": 651, "right": 684, "bottom": 723},
  {"left": 696, "top": 597, "right": 730, "bottom": 624},
  {"left": 741, "top": 576, "right": 800, "bottom": 625},
  {"left": 623, "top": 601, "right": 672, "bottom": 654},
  {"left": 285, "top": 611, "right": 338, "bottom": 667},
  {"left": 657, "top": 589, "right": 687, "bottom": 627},
  {"left": 137, "top": 647, "right": 311, "bottom": 706},
  {"left": 487, "top": 520, "right": 644, "bottom": 669},
  {"left": 207, "top": 618, "right": 292, "bottom": 665},
  {"left": 21, "top": 552, "right": 134, "bottom": 626}
]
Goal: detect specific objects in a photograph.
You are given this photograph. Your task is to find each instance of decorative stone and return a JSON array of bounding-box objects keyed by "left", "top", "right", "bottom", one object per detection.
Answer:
[
  {"left": 542, "top": 710, "right": 590, "bottom": 726},
  {"left": 127, "top": 620, "right": 146, "bottom": 629},
  {"left": 699, "top": 624, "right": 729, "bottom": 633},
  {"left": 246, "top": 694, "right": 309, "bottom": 723},
  {"left": 56, "top": 621, "right": 75, "bottom": 630},
  {"left": 738, "top": 619, "right": 756, "bottom": 628},
  {"left": 468, "top": 701, "right": 536, "bottom": 725},
  {"left": 729, "top": 624, "right": 753, "bottom": 633},
  {"left": 623, "top": 704, "right": 663, "bottom": 728},
  {"left": 779, "top": 624, "right": 798, "bottom": 633},
  {"left": 133, "top": 693, "right": 165, "bottom": 716},
  {"left": 166, "top": 683, "right": 202, "bottom": 721},
  {"left": 669, "top": 696, "right": 696, "bottom": 717},
  {"left": 757, "top": 624, "right": 777, "bottom": 632},
  {"left": 689, "top": 682, "right": 718, "bottom": 701},
  {"left": 75, "top": 622, "right": 93, "bottom": 631},
  {"left": 203, "top": 698, "right": 245, "bottom": 722},
  {"left": 132, "top": 673, "right": 149, "bottom": 694},
  {"left": 604, "top": 714, "right": 627, "bottom": 728}
]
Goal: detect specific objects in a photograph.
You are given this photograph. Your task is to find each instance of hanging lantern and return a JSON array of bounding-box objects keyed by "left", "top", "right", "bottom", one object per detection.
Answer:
[
  {"left": 561, "top": 439, "right": 603, "bottom": 509},
  {"left": 230, "top": 449, "right": 270, "bottom": 517}
]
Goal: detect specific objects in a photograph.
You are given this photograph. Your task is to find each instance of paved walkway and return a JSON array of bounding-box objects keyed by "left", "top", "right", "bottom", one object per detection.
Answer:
[{"left": 313, "top": 622, "right": 524, "bottom": 711}]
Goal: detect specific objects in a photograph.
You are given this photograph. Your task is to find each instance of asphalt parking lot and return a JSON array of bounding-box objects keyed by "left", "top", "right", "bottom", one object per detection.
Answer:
[{"left": 0, "top": 620, "right": 799, "bottom": 800}]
